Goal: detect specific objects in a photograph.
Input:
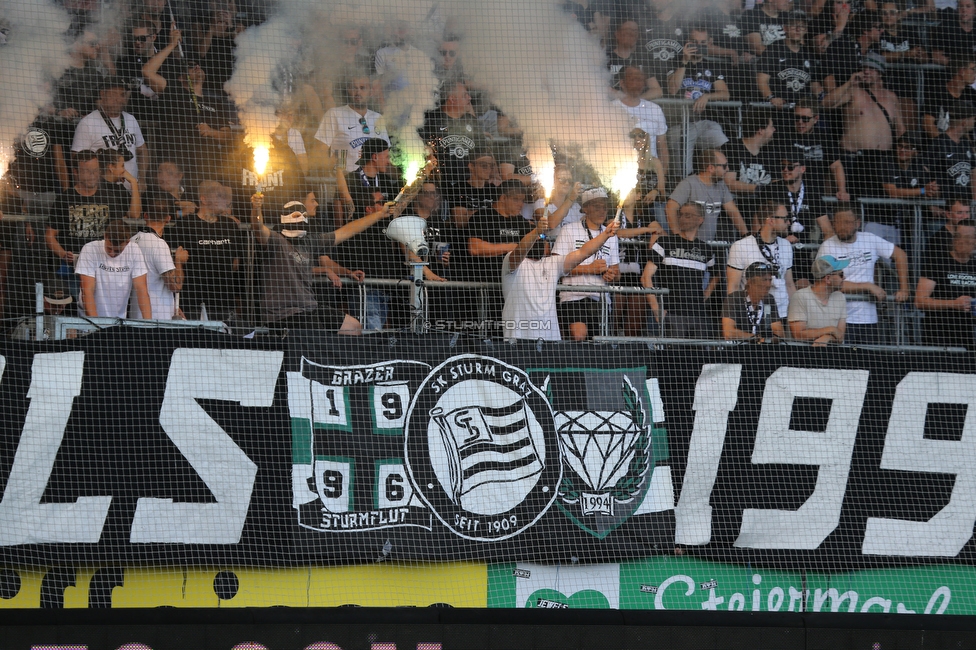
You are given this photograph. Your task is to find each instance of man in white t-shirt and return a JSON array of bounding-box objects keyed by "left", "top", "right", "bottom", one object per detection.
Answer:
[
  {"left": 314, "top": 73, "right": 390, "bottom": 212},
  {"left": 727, "top": 201, "right": 796, "bottom": 319},
  {"left": 130, "top": 191, "right": 188, "bottom": 320},
  {"left": 817, "top": 204, "right": 909, "bottom": 344},
  {"left": 71, "top": 76, "right": 148, "bottom": 182},
  {"left": 502, "top": 213, "right": 621, "bottom": 341},
  {"left": 76, "top": 220, "right": 151, "bottom": 319},
  {"left": 613, "top": 65, "right": 669, "bottom": 171},
  {"left": 552, "top": 187, "right": 621, "bottom": 340}
]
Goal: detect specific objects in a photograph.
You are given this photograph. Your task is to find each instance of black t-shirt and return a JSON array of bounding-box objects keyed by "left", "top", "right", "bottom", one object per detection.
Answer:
[
  {"left": 333, "top": 215, "right": 404, "bottom": 280},
  {"left": 668, "top": 60, "right": 726, "bottom": 102},
  {"left": 115, "top": 51, "right": 163, "bottom": 123},
  {"left": 50, "top": 185, "right": 130, "bottom": 255},
  {"left": 167, "top": 216, "right": 244, "bottom": 319},
  {"left": 879, "top": 26, "right": 923, "bottom": 60},
  {"left": 758, "top": 42, "right": 819, "bottom": 100},
  {"left": 345, "top": 169, "right": 402, "bottom": 220},
  {"left": 607, "top": 49, "right": 651, "bottom": 80},
  {"left": 930, "top": 13, "right": 976, "bottom": 58},
  {"left": 8, "top": 116, "right": 71, "bottom": 194},
  {"left": 774, "top": 132, "right": 841, "bottom": 193},
  {"left": 926, "top": 226, "right": 956, "bottom": 261},
  {"left": 466, "top": 208, "right": 533, "bottom": 280},
  {"left": 919, "top": 253, "right": 976, "bottom": 348},
  {"left": 156, "top": 85, "right": 238, "bottom": 182},
  {"left": 722, "top": 139, "right": 777, "bottom": 218},
  {"left": 756, "top": 180, "right": 827, "bottom": 240},
  {"left": 419, "top": 110, "right": 488, "bottom": 188},
  {"left": 883, "top": 155, "right": 930, "bottom": 189},
  {"left": 641, "top": 17, "right": 686, "bottom": 80},
  {"left": 922, "top": 84, "right": 976, "bottom": 135},
  {"left": 926, "top": 134, "right": 974, "bottom": 201},
  {"left": 722, "top": 289, "right": 776, "bottom": 337},
  {"left": 739, "top": 7, "right": 786, "bottom": 49},
  {"left": 649, "top": 234, "right": 715, "bottom": 317},
  {"left": 202, "top": 35, "right": 237, "bottom": 93},
  {"left": 818, "top": 37, "right": 863, "bottom": 85},
  {"left": 701, "top": 8, "right": 746, "bottom": 55},
  {"left": 445, "top": 182, "right": 499, "bottom": 216}
]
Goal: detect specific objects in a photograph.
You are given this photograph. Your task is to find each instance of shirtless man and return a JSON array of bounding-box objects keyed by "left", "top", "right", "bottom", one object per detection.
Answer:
[{"left": 822, "top": 52, "right": 905, "bottom": 196}]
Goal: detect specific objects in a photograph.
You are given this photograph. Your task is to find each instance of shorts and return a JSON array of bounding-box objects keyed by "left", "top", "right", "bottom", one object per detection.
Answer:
[{"left": 558, "top": 298, "right": 603, "bottom": 338}]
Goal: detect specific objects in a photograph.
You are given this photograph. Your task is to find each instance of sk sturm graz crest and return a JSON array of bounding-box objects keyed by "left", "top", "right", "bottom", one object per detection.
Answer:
[
  {"left": 531, "top": 368, "right": 656, "bottom": 539},
  {"left": 289, "top": 357, "right": 433, "bottom": 532},
  {"left": 404, "top": 355, "right": 561, "bottom": 541}
]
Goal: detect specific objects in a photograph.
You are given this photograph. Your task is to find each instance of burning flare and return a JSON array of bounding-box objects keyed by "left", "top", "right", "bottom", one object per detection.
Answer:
[
  {"left": 253, "top": 145, "right": 270, "bottom": 177},
  {"left": 610, "top": 158, "right": 640, "bottom": 225}
]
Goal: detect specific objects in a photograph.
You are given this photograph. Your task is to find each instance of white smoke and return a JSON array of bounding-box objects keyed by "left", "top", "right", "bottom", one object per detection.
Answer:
[
  {"left": 378, "top": 43, "right": 438, "bottom": 182},
  {"left": 226, "top": 0, "right": 634, "bottom": 189},
  {"left": 441, "top": 0, "right": 637, "bottom": 190},
  {"left": 224, "top": 0, "right": 314, "bottom": 155},
  {"left": 0, "top": 0, "right": 71, "bottom": 174}
]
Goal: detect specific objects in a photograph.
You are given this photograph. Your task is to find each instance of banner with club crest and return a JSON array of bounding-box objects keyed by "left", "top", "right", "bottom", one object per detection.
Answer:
[{"left": 1, "top": 328, "right": 976, "bottom": 573}]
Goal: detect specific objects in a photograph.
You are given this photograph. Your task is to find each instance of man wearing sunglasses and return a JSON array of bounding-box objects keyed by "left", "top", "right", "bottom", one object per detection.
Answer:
[
  {"left": 788, "top": 255, "right": 848, "bottom": 345},
  {"left": 314, "top": 73, "right": 390, "bottom": 178},
  {"left": 773, "top": 99, "right": 849, "bottom": 200},
  {"left": 116, "top": 19, "right": 159, "bottom": 123},
  {"left": 667, "top": 148, "right": 746, "bottom": 241},
  {"left": 727, "top": 201, "right": 796, "bottom": 321}
]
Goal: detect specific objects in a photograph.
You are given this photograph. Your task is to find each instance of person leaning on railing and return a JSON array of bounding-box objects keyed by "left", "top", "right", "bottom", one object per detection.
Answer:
[
  {"left": 915, "top": 219, "right": 976, "bottom": 349},
  {"left": 788, "top": 255, "right": 849, "bottom": 346}
]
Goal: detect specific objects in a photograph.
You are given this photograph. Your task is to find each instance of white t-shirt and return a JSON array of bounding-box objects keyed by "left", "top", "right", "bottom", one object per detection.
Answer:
[
  {"left": 818, "top": 232, "right": 895, "bottom": 324},
  {"left": 501, "top": 252, "right": 565, "bottom": 340},
  {"left": 545, "top": 200, "right": 583, "bottom": 243},
  {"left": 314, "top": 106, "right": 389, "bottom": 172},
  {"left": 613, "top": 98, "right": 668, "bottom": 158},
  {"left": 76, "top": 238, "right": 148, "bottom": 319},
  {"left": 727, "top": 234, "right": 794, "bottom": 318},
  {"left": 130, "top": 230, "right": 176, "bottom": 319},
  {"left": 71, "top": 110, "right": 146, "bottom": 180},
  {"left": 552, "top": 219, "right": 620, "bottom": 303}
]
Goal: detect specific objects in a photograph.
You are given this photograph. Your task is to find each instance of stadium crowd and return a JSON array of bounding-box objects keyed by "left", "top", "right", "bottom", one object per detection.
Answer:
[{"left": 0, "top": 0, "right": 975, "bottom": 346}]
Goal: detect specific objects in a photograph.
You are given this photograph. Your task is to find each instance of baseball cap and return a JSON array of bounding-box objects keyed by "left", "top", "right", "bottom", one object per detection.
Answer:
[
  {"left": 100, "top": 75, "right": 128, "bottom": 92},
  {"left": 745, "top": 261, "right": 775, "bottom": 279},
  {"left": 498, "top": 179, "right": 527, "bottom": 197},
  {"left": 356, "top": 138, "right": 390, "bottom": 163},
  {"left": 862, "top": 52, "right": 887, "bottom": 74},
  {"left": 579, "top": 187, "right": 609, "bottom": 205},
  {"left": 782, "top": 9, "right": 808, "bottom": 23},
  {"left": 43, "top": 276, "right": 73, "bottom": 305},
  {"left": 811, "top": 255, "right": 850, "bottom": 279}
]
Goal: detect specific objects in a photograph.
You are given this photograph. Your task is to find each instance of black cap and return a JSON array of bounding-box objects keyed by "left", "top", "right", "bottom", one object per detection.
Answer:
[
  {"left": 357, "top": 138, "right": 390, "bottom": 163},
  {"left": 782, "top": 9, "right": 808, "bottom": 23},
  {"left": 100, "top": 75, "right": 128, "bottom": 92},
  {"left": 745, "top": 261, "right": 775, "bottom": 279}
]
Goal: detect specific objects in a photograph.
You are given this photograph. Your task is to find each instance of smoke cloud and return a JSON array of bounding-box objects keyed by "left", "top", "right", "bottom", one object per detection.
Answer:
[
  {"left": 226, "top": 0, "right": 635, "bottom": 187},
  {"left": 0, "top": 0, "right": 71, "bottom": 172}
]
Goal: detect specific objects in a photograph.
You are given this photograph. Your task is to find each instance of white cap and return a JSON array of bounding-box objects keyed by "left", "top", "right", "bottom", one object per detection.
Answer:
[{"left": 579, "top": 187, "right": 609, "bottom": 205}]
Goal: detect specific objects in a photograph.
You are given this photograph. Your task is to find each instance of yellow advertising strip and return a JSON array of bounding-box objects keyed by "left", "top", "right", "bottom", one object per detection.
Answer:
[{"left": 0, "top": 564, "right": 487, "bottom": 608}]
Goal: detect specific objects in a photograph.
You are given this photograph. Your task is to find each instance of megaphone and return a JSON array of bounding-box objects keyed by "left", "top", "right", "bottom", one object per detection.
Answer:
[{"left": 385, "top": 216, "right": 429, "bottom": 258}]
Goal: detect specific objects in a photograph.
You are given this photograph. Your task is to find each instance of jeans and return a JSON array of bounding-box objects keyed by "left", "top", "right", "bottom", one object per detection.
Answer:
[{"left": 355, "top": 289, "right": 389, "bottom": 331}]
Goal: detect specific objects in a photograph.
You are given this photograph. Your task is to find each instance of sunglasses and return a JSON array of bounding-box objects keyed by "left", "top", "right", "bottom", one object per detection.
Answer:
[
  {"left": 133, "top": 34, "right": 153, "bottom": 42},
  {"left": 882, "top": 9, "right": 899, "bottom": 14},
  {"left": 783, "top": 163, "right": 801, "bottom": 171},
  {"left": 359, "top": 117, "right": 370, "bottom": 134},
  {"left": 795, "top": 115, "right": 815, "bottom": 122},
  {"left": 711, "top": 162, "right": 728, "bottom": 168},
  {"left": 439, "top": 49, "right": 458, "bottom": 57}
]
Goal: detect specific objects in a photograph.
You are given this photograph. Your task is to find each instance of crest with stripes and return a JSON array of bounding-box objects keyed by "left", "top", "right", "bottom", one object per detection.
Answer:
[{"left": 404, "top": 355, "right": 561, "bottom": 541}]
